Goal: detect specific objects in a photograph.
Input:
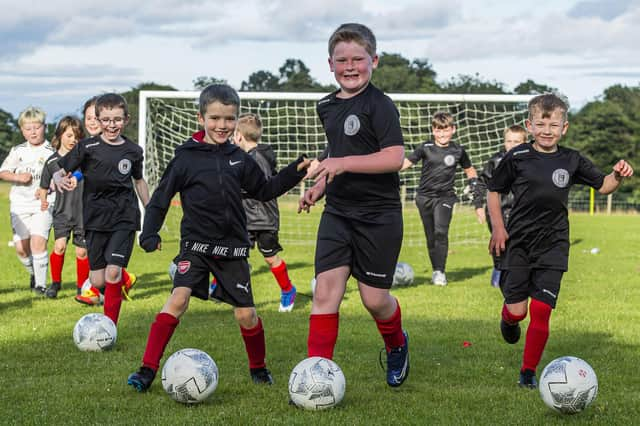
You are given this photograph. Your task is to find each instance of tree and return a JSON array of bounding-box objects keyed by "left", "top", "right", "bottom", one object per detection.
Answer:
[
  {"left": 193, "top": 76, "right": 228, "bottom": 90},
  {"left": 442, "top": 73, "right": 507, "bottom": 94},
  {"left": 0, "top": 108, "right": 19, "bottom": 162},
  {"left": 120, "top": 82, "right": 177, "bottom": 143},
  {"left": 513, "top": 79, "right": 556, "bottom": 95},
  {"left": 372, "top": 53, "right": 439, "bottom": 93},
  {"left": 278, "top": 59, "right": 333, "bottom": 92},
  {"left": 240, "top": 71, "right": 281, "bottom": 91}
]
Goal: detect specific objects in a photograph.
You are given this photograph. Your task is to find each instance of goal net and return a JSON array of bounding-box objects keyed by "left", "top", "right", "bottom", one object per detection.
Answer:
[{"left": 139, "top": 91, "right": 532, "bottom": 248}]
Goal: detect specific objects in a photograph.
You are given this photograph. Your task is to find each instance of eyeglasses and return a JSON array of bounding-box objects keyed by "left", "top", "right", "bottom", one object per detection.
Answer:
[
  {"left": 98, "top": 117, "right": 126, "bottom": 125},
  {"left": 22, "top": 124, "right": 44, "bottom": 132}
]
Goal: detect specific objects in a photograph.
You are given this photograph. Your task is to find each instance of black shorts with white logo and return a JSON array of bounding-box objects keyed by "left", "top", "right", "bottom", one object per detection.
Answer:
[
  {"left": 315, "top": 210, "right": 402, "bottom": 289},
  {"left": 53, "top": 218, "right": 86, "bottom": 248},
  {"left": 86, "top": 230, "right": 135, "bottom": 270},
  {"left": 172, "top": 252, "right": 254, "bottom": 307},
  {"left": 248, "top": 230, "right": 283, "bottom": 257},
  {"left": 500, "top": 268, "right": 563, "bottom": 308}
]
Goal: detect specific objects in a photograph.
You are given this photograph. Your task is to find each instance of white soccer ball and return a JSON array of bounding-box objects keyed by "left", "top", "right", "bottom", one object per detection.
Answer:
[
  {"left": 162, "top": 348, "right": 218, "bottom": 404},
  {"left": 310, "top": 277, "right": 317, "bottom": 295},
  {"left": 168, "top": 261, "right": 177, "bottom": 281},
  {"left": 73, "top": 313, "right": 117, "bottom": 351},
  {"left": 392, "top": 262, "right": 415, "bottom": 287},
  {"left": 288, "top": 356, "right": 346, "bottom": 410},
  {"left": 539, "top": 356, "right": 598, "bottom": 414}
]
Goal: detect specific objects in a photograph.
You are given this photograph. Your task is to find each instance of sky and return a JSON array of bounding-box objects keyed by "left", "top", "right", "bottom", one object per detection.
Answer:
[{"left": 1, "top": 0, "right": 639, "bottom": 121}]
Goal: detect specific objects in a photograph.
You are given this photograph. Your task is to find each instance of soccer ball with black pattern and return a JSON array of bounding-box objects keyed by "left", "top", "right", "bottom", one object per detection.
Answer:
[
  {"left": 539, "top": 356, "right": 598, "bottom": 414},
  {"left": 392, "top": 262, "right": 414, "bottom": 287},
  {"left": 289, "top": 356, "right": 346, "bottom": 410},
  {"left": 161, "top": 348, "right": 218, "bottom": 404},
  {"left": 72, "top": 313, "right": 117, "bottom": 351}
]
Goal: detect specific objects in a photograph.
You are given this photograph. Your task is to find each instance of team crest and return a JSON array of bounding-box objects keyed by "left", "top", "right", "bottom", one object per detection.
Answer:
[
  {"left": 552, "top": 168, "right": 570, "bottom": 188},
  {"left": 344, "top": 114, "right": 360, "bottom": 136},
  {"left": 118, "top": 159, "right": 132, "bottom": 175},
  {"left": 444, "top": 155, "right": 455, "bottom": 167},
  {"left": 177, "top": 261, "right": 191, "bottom": 274}
]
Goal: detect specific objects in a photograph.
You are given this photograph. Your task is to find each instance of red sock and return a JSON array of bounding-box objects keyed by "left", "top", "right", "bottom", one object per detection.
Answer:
[
  {"left": 374, "top": 300, "right": 405, "bottom": 352},
  {"left": 50, "top": 252, "right": 64, "bottom": 283},
  {"left": 271, "top": 260, "right": 293, "bottom": 292},
  {"left": 240, "top": 318, "right": 266, "bottom": 369},
  {"left": 307, "top": 313, "right": 339, "bottom": 359},
  {"left": 142, "top": 312, "right": 179, "bottom": 371},
  {"left": 522, "top": 298, "right": 552, "bottom": 372},
  {"left": 122, "top": 268, "right": 131, "bottom": 285},
  {"left": 76, "top": 257, "right": 90, "bottom": 288},
  {"left": 502, "top": 304, "right": 527, "bottom": 324},
  {"left": 103, "top": 280, "right": 123, "bottom": 325}
]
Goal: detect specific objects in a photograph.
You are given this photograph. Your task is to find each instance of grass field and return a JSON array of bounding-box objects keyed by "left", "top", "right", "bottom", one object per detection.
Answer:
[{"left": 0, "top": 182, "right": 639, "bottom": 425}]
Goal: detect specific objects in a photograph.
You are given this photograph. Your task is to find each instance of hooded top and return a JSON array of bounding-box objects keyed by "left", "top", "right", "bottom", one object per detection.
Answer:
[{"left": 243, "top": 144, "right": 279, "bottom": 231}]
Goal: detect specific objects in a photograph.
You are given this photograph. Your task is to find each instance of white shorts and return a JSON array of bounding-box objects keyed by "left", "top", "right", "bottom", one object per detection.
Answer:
[{"left": 11, "top": 209, "right": 53, "bottom": 241}]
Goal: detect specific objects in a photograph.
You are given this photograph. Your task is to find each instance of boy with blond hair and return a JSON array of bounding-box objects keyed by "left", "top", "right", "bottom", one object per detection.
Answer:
[
  {"left": 299, "top": 23, "right": 409, "bottom": 387},
  {"left": 402, "top": 111, "right": 482, "bottom": 286},
  {"left": 0, "top": 106, "right": 55, "bottom": 294},
  {"left": 488, "top": 93, "right": 633, "bottom": 388},
  {"left": 233, "top": 112, "right": 297, "bottom": 312}
]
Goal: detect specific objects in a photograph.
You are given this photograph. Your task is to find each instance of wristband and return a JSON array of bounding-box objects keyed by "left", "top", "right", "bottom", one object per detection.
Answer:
[{"left": 72, "top": 170, "right": 84, "bottom": 182}]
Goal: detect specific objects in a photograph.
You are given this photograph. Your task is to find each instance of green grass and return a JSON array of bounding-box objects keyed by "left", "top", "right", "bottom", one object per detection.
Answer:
[{"left": 0, "top": 182, "right": 639, "bottom": 425}]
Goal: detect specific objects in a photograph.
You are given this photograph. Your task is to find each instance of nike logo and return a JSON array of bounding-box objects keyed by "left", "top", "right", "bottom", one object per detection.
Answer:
[{"left": 229, "top": 160, "right": 242, "bottom": 166}]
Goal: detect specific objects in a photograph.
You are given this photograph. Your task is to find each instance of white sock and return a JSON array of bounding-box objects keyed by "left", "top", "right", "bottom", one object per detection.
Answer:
[
  {"left": 32, "top": 251, "right": 49, "bottom": 289},
  {"left": 18, "top": 255, "right": 34, "bottom": 277}
]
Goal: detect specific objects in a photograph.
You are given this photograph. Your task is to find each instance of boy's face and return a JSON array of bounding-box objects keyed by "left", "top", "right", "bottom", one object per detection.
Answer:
[
  {"left": 432, "top": 125, "right": 456, "bottom": 146},
  {"left": 97, "top": 107, "right": 128, "bottom": 142},
  {"left": 60, "top": 127, "right": 78, "bottom": 152},
  {"left": 20, "top": 120, "right": 46, "bottom": 146},
  {"left": 84, "top": 104, "right": 101, "bottom": 136},
  {"left": 329, "top": 40, "right": 378, "bottom": 98},
  {"left": 526, "top": 108, "right": 568, "bottom": 152},
  {"left": 198, "top": 101, "right": 237, "bottom": 145},
  {"left": 504, "top": 131, "right": 526, "bottom": 151}
]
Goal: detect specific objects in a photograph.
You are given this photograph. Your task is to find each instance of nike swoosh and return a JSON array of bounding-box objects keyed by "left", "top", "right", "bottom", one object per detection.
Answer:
[{"left": 229, "top": 160, "right": 241, "bottom": 166}]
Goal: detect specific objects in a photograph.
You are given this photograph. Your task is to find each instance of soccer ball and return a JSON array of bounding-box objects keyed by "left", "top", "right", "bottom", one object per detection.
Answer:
[
  {"left": 72, "top": 313, "right": 117, "bottom": 351},
  {"left": 392, "top": 262, "right": 414, "bottom": 287},
  {"left": 288, "top": 356, "right": 346, "bottom": 410},
  {"left": 168, "top": 261, "right": 177, "bottom": 281},
  {"left": 162, "top": 348, "right": 218, "bottom": 404},
  {"left": 310, "top": 277, "right": 317, "bottom": 295},
  {"left": 539, "top": 356, "right": 598, "bottom": 414}
]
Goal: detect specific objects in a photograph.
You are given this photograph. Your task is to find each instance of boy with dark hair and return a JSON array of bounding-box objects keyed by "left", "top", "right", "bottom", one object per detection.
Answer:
[
  {"left": 475, "top": 124, "right": 527, "bottom": 287},
  {"left": 127, "top": 84, "right": 310, "bottom": 392},
  {"left": 402, "top": 111, "right": 482, "bottom": 286},
  {"left": 488, "top": 93, "right": 633, "bottom": 388},
  {"left": 233, "top": 112, "right": 297, "bottom": 312},
  {"left": 299, "top": 22, "right": 409, "bottom": 387},
  {"left": 52, "top": 93, "right": 150, "bottom": 326}
]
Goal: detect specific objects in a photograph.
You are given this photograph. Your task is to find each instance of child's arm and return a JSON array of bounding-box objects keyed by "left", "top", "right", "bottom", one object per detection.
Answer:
[
  {"left": 598, "top": 160, "right": 634, "bottom": 195},
  {"left": 464, "top": 166, "right": 484, "bottom": 224},
  {"left": 242, "top": 155, "right": 311, "bottom": 202},
  {"left": 308, "top": 145, "right": 405, "bottom": 183},
  {"left": 134, "top": 178, "right": 151, "bottom": 208},
  {"left": 37, "top": 188, "right": 49, "bottom": 211},
  {"left": 400, "top": 158, "right": 414, "bottom": 171},
  {"left": 487, "top": 191, "right": 508, "bottom": 256},
  {"left": 298, "top": 178, "right": 326, "bottom": 214}
]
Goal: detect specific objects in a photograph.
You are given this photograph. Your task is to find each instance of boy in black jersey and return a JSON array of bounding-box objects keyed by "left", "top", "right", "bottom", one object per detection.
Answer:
[
  {"left": 299, "top": 23, "right": 409, "bottom": 388},
  {"left": 488, "top": 93, "right": 633, "bottom": 388},
  {"left": 402, "top": 112, "right": 482, "bottom": 286},
  {"left": 127, "top": 84, "right": 310, "bottom": 392},
  {"left": 53, "top": 93, "right": 150, "bottom": 327},
  {"left": 474, "top": 125, "right": 527, "bottom": 287},
  {"left": 233, "top": 113, "right": 298, "bottom": 312}
]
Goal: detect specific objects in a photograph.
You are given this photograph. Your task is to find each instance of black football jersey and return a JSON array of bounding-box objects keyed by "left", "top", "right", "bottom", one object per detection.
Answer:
[
  {"left": 408, "top": 141, "right": 472, "bottom": 198},
  {"left": 40, "top": 151, "right": 84, "bottom": 225}
]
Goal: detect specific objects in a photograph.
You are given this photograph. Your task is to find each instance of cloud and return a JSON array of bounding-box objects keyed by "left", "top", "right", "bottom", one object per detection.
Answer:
[{"left": 568, "top": 0, "right": 633, "bottom": 21}]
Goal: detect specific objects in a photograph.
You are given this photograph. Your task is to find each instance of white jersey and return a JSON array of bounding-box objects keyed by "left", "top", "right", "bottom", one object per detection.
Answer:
[{"left": 0, "top": 141, "right": 55, "bottom": 214}]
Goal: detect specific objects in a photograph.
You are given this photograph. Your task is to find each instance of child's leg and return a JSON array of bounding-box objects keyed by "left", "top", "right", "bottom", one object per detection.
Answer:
[
  {"left": 15, "top": 239, "right": 34, "bottom": 284},
  {"left": 50, "top": 237, "right": 67, "bottom": 285},
  {"left": 266, "top": 255, "right": 293, "bottom": 292},
  {"left": 307, "top": 266, "right": 349, "bottom": 359},
  {"left": 75, "top": 247, "right": 89, "bottom": 292},
  {"left": 416, "top": 196, "right": 437, "bottom": 270},
  {"left": 235, "top": 307, "right": 266, "bottom": 369},
  {"left": 431, "top": 198, "right": 455, "bottom": 273},
  {"left": 360, "top": 285, "right": 405, "bottom": 351},
  {"left": 31, "top": 235, "right": 49, "bottom": 291},
  {"left": 522, "top": 298, "right": 552, "bottom": 372},
  {"left": 103, "top": 265, "right": 123, "bottom": 324}
]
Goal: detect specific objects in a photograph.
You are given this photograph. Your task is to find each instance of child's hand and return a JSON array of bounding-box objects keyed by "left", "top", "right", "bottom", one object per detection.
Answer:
[
  {"left": 613, "top": 160, "right": 634, "bottom": 179},
  {"left": 68, "top": 176, "right": 78, "bottom": 190},
  {"left": 475, "top": 207, "right": 486, "bottom": 224},
  {"left": 489, "top": 227, "right": 509, "bottom": 257},
  {"left": 297, "top": 158, "right": 312, "bottom": 172},
  {"left": 14, "top": 172, "right": 32, "bottom": 184},
  {"left": 40, "top": 199, "right": 49, "bottom": 211},
  {"left": 139, "top": 234, "right": 162, "bottom": 252},
  {"left": 52, "top": 170, "right": 73, "bottom": 192},
  {"left": 308, "top": 158, "right": 346, "bottom": 184},
  {"left": 298, "top": 180, "right": 326, "bottom": 213}
]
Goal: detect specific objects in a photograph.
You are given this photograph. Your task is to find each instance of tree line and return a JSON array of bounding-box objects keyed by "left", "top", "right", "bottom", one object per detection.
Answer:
[{"left": 1, "top": 53, "right": 638, "bottom": 203}]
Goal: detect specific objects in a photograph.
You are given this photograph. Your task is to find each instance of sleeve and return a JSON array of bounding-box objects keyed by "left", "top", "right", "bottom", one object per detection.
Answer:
[
  {"left": 458, "top": 147, "right": 472, "bottom": 169},
  {"left": 406, "top": 144, "right": 425, "bottom": 164},
  {"left": 372, "top": 96, "right": 404, "bottom": 149},
  {"left": 572, "top": 153, "right": 606, "bottom": 190},
  {"left": 39, "top": 160, "right": 54, "bottom": 189},
  {"left": 474, "top": 157, "right": 495, "bottom": 206},
  {"left": 57, "top": 142, "right": 83, "bottom": 172},
  {"left": 140, "top": 158, "right": 181, "bottom": 239},
  {"left": 487, "top": 153, "right": 516, "bottom": 194},
  {"left": 317, "top": 146, "right": 329, "bottom": 161},
  {"left": 0, "top": 146, "right": 19, "bottom": 173},
  {"left": 241, "top": 153, "right": 307, "bottom": 202},
  {"left": 131, "top": 146, "right": 144, "bottom": 180}
]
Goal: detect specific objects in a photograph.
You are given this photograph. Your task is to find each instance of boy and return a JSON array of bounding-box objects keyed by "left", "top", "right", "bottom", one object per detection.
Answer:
[
  {"left": 299, "top": 23, "right": 409, "bottom": 388},
  {"left": 233, "top": 112, "right": 297, "bottom": 312},
  {"left": 38, "top": 116, "right": 88, "bottom": 298},
  {"left": 52, "top": 93, "right": 150, "bottom": 326},
  {"left": 474, "top": 125, "right": 527, "bottom": 287},
  {"left": 0, "top": 106, "right": 55, "bottom": 294},
  {"left": 127, "top": 84, "right": 310, "bottom": 392},
  {"left": 402, "top": 112, "right": 482, "bottom": 286},
  {"left": 488, "top": 93, "right": 633, "bottom": 388}
]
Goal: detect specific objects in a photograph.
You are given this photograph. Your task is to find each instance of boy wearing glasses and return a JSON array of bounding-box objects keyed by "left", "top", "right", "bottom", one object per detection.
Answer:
[
  {"left": 53, "top": 93, "right": 150, "bottom": 328},
  {"left": 0, "top": 106, "right": 55, "bottom": 295}
]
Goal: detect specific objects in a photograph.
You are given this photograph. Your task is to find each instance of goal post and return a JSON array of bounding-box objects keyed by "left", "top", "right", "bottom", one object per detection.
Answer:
[{"left": 139, "top": 90, "right": 533, "bottom": 247}]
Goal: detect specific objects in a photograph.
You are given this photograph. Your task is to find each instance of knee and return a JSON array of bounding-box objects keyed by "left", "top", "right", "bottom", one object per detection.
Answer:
[
  {"left": 234, "top": 308, "right": 258, "bottom": 329},
  {"left": 54, "top": 241, "right": 67, "bottom": 254},
  {"left": 104, "top": 267, "right": 121, "bottom": 283}
]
